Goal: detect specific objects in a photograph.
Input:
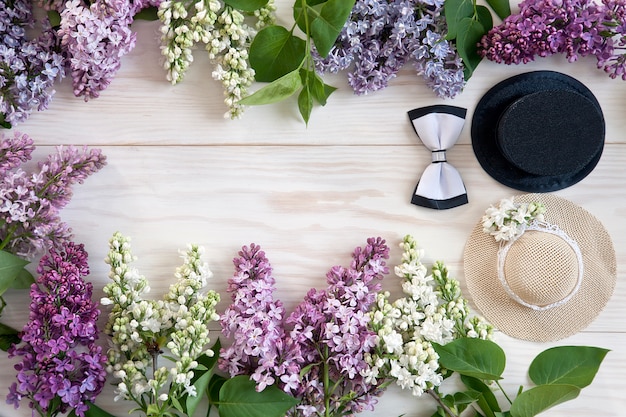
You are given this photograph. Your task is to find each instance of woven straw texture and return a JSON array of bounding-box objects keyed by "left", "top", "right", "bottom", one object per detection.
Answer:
[{"left": 463, "top": 194, "right": 616, "bottom": 342}]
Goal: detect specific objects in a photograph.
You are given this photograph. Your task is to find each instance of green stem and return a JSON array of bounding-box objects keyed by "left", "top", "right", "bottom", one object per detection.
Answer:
[
  {"left": 0, "top": 224, "right": 17, "bottom": 251},
  {"left": 427, "top": 389, "right": 459, "bottom": 417},
  {"left": 323, "top": 345, "right": 330, "bottom": 417},
  {"left": 495, "top": 380, "right": 513, "bottom": 405}
]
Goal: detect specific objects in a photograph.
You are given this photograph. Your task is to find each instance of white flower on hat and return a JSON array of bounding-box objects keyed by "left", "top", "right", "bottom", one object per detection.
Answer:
[{"left": 482, "top": 197, "right": 545, "bottom": 242}]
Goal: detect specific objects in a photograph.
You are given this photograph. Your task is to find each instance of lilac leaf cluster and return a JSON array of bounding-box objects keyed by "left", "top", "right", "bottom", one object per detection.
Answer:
[
  {"left": 6, "top": 242, "right": 107, "bottom": 417},
  {"left": 479, "top": 0, "right": 626, "bottom": 80},
  {"left": 0, "top": 0, "right": 65, "bottom": 127},
  {"left": 315, "top": 0, "right": 466, "bottom": 99},
  {"left": 0, "top": 131, "right": 107, "bottom": 260},
  {"left": 220, "top": 237, "right": 390, "bottom": 417}
]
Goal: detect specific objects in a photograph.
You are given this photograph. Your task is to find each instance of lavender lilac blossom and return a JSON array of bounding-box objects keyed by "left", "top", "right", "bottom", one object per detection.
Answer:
[
  {"left": 315, "top": 0, "right": 465, "bottom": 99},
  {"left": 220, "top": 243, "right": 300, "bottom": 391},
  {"left": 479, "top": 0, "right": 626, "bottom": 80},
  {"left": 0, "top": 0, "right": 65, "bottom": 126},
  {"left": 6, "top": 242, "right": 107, "bottom": 417},
  {"left": 58, "top": 0, "right": 163, "bottom": 100},
  {"left": 0, "top": 131, "right": 107, "bottom": 259},
  {"left": 220, "top": 237, "right": 390, "bottom": 417}
]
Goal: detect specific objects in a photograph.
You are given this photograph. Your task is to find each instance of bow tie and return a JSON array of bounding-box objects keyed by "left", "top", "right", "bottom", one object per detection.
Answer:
[{"left": 408, "top": 105, "right": 468, "bottom": 210}]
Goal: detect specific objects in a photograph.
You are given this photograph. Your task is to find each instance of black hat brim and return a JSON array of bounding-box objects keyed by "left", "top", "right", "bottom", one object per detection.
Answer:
[{"left": 471, "top": 71, "right": 605, "bottom": 192}]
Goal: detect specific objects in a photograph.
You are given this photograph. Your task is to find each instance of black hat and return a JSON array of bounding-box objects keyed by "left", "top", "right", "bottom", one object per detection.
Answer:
[{"left": 471, "top": 71, "right": 605, "bottom": 192}]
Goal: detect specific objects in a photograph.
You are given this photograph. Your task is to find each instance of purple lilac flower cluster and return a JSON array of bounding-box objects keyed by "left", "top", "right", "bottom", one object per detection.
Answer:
[
  {"left": 220, "top": 243, "right": 300, "bottom": 391},
  {"left": 6, "top": 242, "right": 107, "bottom": 417},
  {"left": 58, "top": 0, "right": 162, "bottom": 100},
  {"left": 0, "top": 131, "right": 106, "bottom": 259},
  {"left": 220, "top": 238, "right": 390, "bottom": 417},
  {"left": 0, "top": 0, "right": 65, "bottom": 126},
  {"left": 479, "top": 0, "right": 626, "bottom": 80},
  {"left": 315, "top": 0, "right": 465, "bottom": 98},
  {"left": 1, "top": 0, "right": 162, "bottom": 126}
]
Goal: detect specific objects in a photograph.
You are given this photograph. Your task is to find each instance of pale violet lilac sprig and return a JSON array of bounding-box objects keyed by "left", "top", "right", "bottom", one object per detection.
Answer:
[
  {"left": 219, "top": 243, "right": 300, "bottom": 391},
  {"left": 315, "top": 0, "right": 465, "bottom": 99},
  {"left": 482, "top": 197, "right": 546, "bottom": 242},
  {"left": 101, "top": 232, "right": 220, "bottom": 417},
  {"left": 0, "top": 131, "right": 107, "bottom": 260},
  {"left": 364, "top": 235, "right": 492, "bottom": 400},
  {"left": 157, "top": 0, "right": 276, "bottom": 119},
  {"left": 220, "top": 238, "right": 390, "bottom": 417},
  {"left": 6, "top": 242, "right": 107, "bottom": 417},
  {"left": 0, "top": 0, "right": 65, "bottom": 127},
  {"left": 58, "top": 0, "right": 163, "bottom": 101}
]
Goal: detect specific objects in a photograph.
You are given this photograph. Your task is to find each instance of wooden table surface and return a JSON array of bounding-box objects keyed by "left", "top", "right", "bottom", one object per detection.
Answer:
[{"left": 1, "top": 14, "right": 625, "bottom": 417}]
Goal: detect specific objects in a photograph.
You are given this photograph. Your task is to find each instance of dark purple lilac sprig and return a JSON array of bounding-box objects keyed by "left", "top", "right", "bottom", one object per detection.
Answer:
[
  {"left": 220, "top": 238, "right": 390, "bottom": 417},
  {"left": 0, "top": 0, "right": 65, "bottom": 127},
  {"left": 6, "top": 242, "right": 107, "bottom": 417},
  {"left": 479, "top": 0, "right": 626, "bottom": 80},
  {"left": 315, "top": 0, "right": 465, "bottom": 99},
  {"left": 0, "top": 131, "right": 107, "bottom": 260}
]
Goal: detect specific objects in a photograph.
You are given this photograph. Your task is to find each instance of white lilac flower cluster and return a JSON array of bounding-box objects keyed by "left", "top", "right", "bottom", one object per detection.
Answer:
[
  {"left": 158, "top": 0, "right": 275, "bottom": 119},
  {"left": 363, "top": 235, "right": 492, "bottom": 397},
  {"left": 482, "top": 198, "right": 546, "bottom": 242},
  {"left": 100, "top": 232, "right": 220, "bottom": 413}
]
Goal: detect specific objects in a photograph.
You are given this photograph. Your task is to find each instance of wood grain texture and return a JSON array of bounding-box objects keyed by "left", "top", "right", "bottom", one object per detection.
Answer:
[{"left": 2, "top": 11, "right": 626, "bottom": 417}]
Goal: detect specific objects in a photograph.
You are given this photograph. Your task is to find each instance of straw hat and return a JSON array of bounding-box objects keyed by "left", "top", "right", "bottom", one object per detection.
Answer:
[
  {"left": 463, "top": 194, "right": 616, "bottom": 342},
  {"left": 471, "top": 71, "right": 605, "bottom": 192}
]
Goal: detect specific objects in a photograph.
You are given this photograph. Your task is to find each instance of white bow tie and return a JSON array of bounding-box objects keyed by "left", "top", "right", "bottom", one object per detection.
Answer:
[{"left": 408, "top": 105, "right": 468, "bottom": 210}]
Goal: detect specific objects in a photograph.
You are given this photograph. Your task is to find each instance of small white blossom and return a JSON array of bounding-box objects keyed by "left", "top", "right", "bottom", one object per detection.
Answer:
[
  {"left": 482, "top": 197, "right": 546, "bottom": 242},
  {"left": 363, "top": 235, "right": 493, "bottom": 397},
  {"left": 101, "top": 232, "right": 220, "bottom": 415}
]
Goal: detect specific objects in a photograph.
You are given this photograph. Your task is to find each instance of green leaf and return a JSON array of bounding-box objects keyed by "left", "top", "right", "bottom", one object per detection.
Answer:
[
  {"left": 293, "top": 0, "right": 325, "bottom": 35},
  {"left": 461, "top": 375, "right": 501, "bottom": 417},
  {"left": 46, "top": 10, "right": 62, "bottom": 27},
  {"left": 433, "top": 338, "right": 505, "bottom": 380},
  {"left": 0, "top": 322, "right": 20, "bottom": 351},
  {"left": 197, "top": 339, "right": 221, "bottom": 371},
  {"left": 249, "top": 26, "right": 306, "bottom": 82},
  {"left": 69, "top": 401, "right": 117, "bottom": 417},
  {"left": 0, "top": 250, "right": 30, "bottom": 296},
  {"left": 10, "top": 268, "right": 34, "bottom": 289},
  {"left": 218, "top": 375, "right": 299, "bottom": 417},
  {"left": 444, "top": 0, "right": 474, "bottom": 40},
  {"left": 453, "top": 389, "right": 481, "bottom": 405},
  {"left": 185, "top": 366, "right": 214, "bottom": 416},
  {"left": 223, "top": 0, "right": 269, "bottom": 12},
  {"left": 298, "top": 85, "right": 313, "bottom": 125},
  {"left": 311, "top": 73, "right": 336, "bottom": 105},
  {"left": 133, "top": 6, "right": 159, "bottom": 21},
  {"left": 171, "top": 395, "right": 185, "bottom": 414},
  {"left": 208, "top": 373, "right": 227, "bottom": 406},
  {"left": 475, "top": 5, "right": 494, "bottom": 32},
  {"left": 310, "top": 0, "right": 356, "bottom": 57},
  {"left": 485, "top": 0, "right": 511, "bottom": 21},
  {"left": 509, "top": 384, "right": 580, "bottom": 417},
  {"left": 455, "top": 15, "right": 486, "bottom": 80},
  {"left": 528, "top": 346, "right": 610, "bottom": 389},
  {"left": 239, "top": 69, "right": 302, "bottom": 105}
]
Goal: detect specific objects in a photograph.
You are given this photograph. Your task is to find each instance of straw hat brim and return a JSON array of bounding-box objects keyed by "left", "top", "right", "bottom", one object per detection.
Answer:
[{"left": 463, "top": 194, "right": 616, "bottom": 342}]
